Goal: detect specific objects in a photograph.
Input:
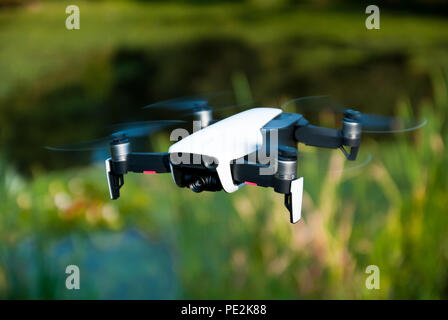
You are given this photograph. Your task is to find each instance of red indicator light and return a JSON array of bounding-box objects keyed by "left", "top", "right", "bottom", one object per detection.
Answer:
[{"left": 245, "top": 181, "right": 257, "bottom": 186}]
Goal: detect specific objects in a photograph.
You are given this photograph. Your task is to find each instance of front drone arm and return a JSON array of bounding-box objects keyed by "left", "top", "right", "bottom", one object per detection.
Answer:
[
  {"left": 106, "top": 152, "right": 171, "bottom": 200},
  {"left": 126, "top": 153, "right": 171, "bottom": 173},
  {"left": 294, "top": 116, "right": 362, "bottom": 161},
  {"left": 231, "top": 147, "right": 303, "bottom": 224},
  {"left": 231, "top": 162, "right": 274, "bottom": 188}
]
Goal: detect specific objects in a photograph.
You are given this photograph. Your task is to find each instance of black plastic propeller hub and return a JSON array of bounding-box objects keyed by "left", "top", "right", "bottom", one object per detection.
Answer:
[
  {"left": 343, "top": 109, "right": 361, "bottom": 121},
  {"left": 278, "top": 145, "right": 298, "bottom": 161},
  {"left": 110, "top": 133, "right": 129, "bottom": 145}
]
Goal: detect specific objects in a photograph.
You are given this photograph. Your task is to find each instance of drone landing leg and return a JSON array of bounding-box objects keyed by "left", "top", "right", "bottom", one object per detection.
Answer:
[
  {"left": 105, "top": 153, "right": 171, "bottom": 200},
  {"left": 284, "top": 177, "right": 303, "bottom": 224},
  {"left": 105, "top": 158, "right": 124, "bottom": 200}
]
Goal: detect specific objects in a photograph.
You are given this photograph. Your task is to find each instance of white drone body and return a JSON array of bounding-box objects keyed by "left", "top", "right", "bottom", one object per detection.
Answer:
[{"left": 168, "top": 108, "right": 304, "bottom": 223}]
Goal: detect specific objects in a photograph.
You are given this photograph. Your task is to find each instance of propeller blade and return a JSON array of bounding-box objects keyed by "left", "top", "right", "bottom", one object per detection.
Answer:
[
  {"left": 281, "top": 95, "right": 347, "bottom": 113},
  {"left": 45, "top": 137, "right": 110, "bottom": 152},
  {"left": 46, "top": 120, "right": 181, "bottom": 152},
  {"left": 283, "top": 95, "right": 426, "bottom": 134},
  {"left": 108, "top": 120, "right": 185, "bottom": 138},
  {"left": 358, "top": 113, "right": 427, "bottom": 133},
  {"left": 144, "top": 97, "right": 209, "bottom": 111},
  {"left": 143, "top": 91, "right": 254, "bottom": 117}
]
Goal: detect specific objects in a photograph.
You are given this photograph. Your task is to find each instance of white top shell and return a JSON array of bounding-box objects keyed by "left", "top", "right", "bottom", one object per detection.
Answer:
[{"left": 168, "top": 107, "right": 282, "bottom": 192}]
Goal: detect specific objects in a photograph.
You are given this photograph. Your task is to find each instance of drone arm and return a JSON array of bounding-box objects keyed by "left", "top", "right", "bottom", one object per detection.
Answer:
[
  {"left": 231, "top": 162, "right": 274, "bottom": 187},
  {"left": 106, "top": 152, "right": 171, "bottom": 200},
  {"left": 231, "top": 160, "right": 303, "bottom": 223},
  {"left": 126, "top": 152, "right": 171, "bottom": 173},
  {"left": 294, "top": 124, "right": 343, "bottom": 149},
  {"left": 294, "top": 122, "right": 361, "bottom": 161}
]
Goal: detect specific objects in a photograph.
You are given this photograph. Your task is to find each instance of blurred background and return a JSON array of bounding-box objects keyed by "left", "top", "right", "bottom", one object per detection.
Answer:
[{"left": 1, "top": 0, "right": 448, "bottom": 299}]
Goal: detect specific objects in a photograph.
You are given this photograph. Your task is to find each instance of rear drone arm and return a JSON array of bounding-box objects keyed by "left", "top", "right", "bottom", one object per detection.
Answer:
[
  {"left": 294, "top": 124, "right": 342, "bottom": 148},
  {"left": 231, "top": 162, "right": 274, "bottom": 188}
]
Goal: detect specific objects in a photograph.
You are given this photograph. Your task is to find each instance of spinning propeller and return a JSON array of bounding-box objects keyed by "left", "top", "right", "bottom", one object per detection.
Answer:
[
  {"left": 45, "top": 120, "right": 183, "bottom": 152},
  {"left": 282, "top": 95, "right": 427, "bottom": 134},
  {"left": 143, "top": 92, "right": 253, "bottom": 127}
]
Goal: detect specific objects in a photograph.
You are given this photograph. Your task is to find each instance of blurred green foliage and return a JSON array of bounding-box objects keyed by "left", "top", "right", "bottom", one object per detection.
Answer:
[
  {"left": 2, "top": 1, "right": 448, "bottom": 172},
  {"left": 0, "top": 1, "right": 448, "bottom": 299}
]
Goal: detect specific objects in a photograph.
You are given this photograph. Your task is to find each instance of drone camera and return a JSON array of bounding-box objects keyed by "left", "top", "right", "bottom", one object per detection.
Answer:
[
  {"left": 170, "top": 153, "right": 223, "bottom": 193},
  {"left": 186, "top": 174, "right": 223, "bottom": 193}
]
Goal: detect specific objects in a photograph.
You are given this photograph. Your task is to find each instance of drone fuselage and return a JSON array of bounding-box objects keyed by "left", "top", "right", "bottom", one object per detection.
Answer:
[
  {"left": 168, "top": 107, "right": 282, "bottom": 193},
  {"left": 104, "top": 105, "right": 363, "bottom": 224}
]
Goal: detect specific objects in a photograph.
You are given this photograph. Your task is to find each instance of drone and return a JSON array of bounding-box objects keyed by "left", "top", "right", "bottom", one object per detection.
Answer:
[{"left": 47, "top": 94, "right": 425, "bottom": 223}]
